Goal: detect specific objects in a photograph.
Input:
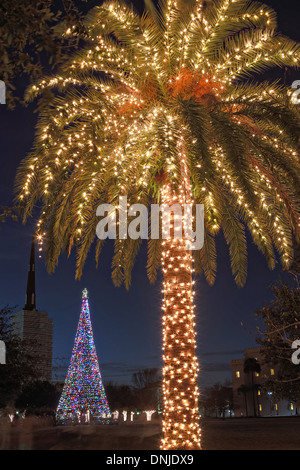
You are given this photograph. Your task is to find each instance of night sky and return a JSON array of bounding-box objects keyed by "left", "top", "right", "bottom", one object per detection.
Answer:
[{"left": 0, "top": 0, "right": 299, "bottom": 390}]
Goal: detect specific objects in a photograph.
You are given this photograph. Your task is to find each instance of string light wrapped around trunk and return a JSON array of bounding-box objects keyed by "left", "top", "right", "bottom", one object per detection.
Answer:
[{"left": 160, "top": 140, "right": 201, "bottom": 450}]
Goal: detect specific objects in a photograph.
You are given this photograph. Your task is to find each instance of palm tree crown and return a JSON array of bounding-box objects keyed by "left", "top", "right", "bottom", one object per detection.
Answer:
[{"left": 16, "top": 0, "right": 300, "bottom": 286}]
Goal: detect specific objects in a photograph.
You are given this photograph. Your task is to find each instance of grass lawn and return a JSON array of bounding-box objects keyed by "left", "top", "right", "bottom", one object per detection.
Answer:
[{"left": 1, "top": 416, "right": 300, "bottom": 450}]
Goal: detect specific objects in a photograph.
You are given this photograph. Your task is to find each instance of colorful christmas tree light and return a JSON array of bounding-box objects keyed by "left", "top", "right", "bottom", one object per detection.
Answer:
[{"left": 56, "top": 288, "right": 111, "bottom": 424}]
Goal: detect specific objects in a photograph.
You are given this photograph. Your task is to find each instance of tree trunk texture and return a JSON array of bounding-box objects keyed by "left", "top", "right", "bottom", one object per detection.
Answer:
[{"left": 160, "top": 154, "right": 201, "bottom": 450}]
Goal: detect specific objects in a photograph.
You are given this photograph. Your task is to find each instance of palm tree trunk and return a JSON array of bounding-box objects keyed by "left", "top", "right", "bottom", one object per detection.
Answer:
[
  {"left": 251, "top": 373, "right": 257, "bottom": 417},
  {"left": 244, "top": 391, "right": 248, "bottom": 417},
  {"left": 160, "top": 160, "right": 201, "bottom": 450}
]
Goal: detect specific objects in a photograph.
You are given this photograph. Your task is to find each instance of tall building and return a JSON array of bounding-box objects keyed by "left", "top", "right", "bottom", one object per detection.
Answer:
[
  {"left": 231, "top": 347, "right": 296, "bottom": 417},
  {"left": 11, "top": 239, "right": 53, "bottom": 382}
]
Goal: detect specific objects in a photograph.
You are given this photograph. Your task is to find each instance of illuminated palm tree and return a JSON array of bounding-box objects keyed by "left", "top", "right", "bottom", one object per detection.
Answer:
[{"left": 15, "top": 0, "right": 300, "bottom": 449}]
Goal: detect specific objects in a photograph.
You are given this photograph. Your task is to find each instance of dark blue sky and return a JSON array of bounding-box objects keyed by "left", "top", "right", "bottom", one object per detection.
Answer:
[{"left": 0, "top": 0, "right": 299, "bottom": 390}]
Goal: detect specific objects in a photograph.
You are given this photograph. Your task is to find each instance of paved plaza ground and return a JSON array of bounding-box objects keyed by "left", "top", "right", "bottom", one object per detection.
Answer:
[{"left": 1, "top": 416, "right": 300, "bottom": 450}]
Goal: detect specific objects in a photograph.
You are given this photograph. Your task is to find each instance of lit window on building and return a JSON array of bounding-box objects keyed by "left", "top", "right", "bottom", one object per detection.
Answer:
[
  {"left": 255, "top": 372, "right": 259, "bottom": 377},
  {"left": 270, "top": 368, "right": 275, "bottom": 375},
  {"left": 236, "top": 371, "right": 240, "bottom": 378},
  {"left": 259, "top": 404, "right": 262, "bottom": 412},
  {"left": 257, "top": 390, "right": 261, "bottom": 396},
  {"left": 275, "top": 403, "right": 278, "bottom": 411},
  {"left": 291, "top": 403, "right": 294, "bottom": 411}
]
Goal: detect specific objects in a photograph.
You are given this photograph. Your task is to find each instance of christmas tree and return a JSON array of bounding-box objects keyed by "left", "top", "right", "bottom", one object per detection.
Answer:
[{"left": 56, "top": 288, "right": 111, "bottom": 424}]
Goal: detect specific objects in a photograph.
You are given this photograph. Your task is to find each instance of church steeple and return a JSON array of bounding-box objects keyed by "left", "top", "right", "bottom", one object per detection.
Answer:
[{"left": 24, "top": 237, "right": 36, "bottom": 311}]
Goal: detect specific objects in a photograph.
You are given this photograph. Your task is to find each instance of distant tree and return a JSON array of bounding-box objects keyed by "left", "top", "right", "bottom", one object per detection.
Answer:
[
  {"left": 200, "top": 382, "right": 233, "bottom": 418},
  {"left": 0, "top": 306, "right": 38, "bottom": 409},
  {"left": 0, "top": 206, "right": 18, "bottom": 225},
  {"left": 255, "top": 244, "right": 300, "bottom": 404},
  {"left": 237, "top": 384, "right": 251, "bottom": 417},
  {"left": 132, "top": 368, "right": 160, "bottom": 390},
  {"left": 132, "top": 368, "right": 161, "bottom": 411},
  {"left": 198, "top": 388, "right": 216, "bottom": 418},
  {"left": 0, "top": 0, "right": 88, "bottom": 108},
  {"left": 51, "top": 356, "right": 69, "bottom": 383},
  {"left": 15, "top": 380, "right": 60, "bottom": 416},
  {"left": 288, "top": 242, "right": 300, "bottom": 286},
  {"left": 104, "top": 382, "right": 136, "bottom": 412},
  {"left": 243, "top": 358, "right": 261, "bottom": 417}
]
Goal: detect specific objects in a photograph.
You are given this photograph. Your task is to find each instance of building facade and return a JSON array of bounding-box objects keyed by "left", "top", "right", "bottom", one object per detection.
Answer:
[
  {"left": 11, "top": 239, "right": 53, "bottom": 382},
  {"left": 231, "top": 347, "right": 296, "bottom": 417}
]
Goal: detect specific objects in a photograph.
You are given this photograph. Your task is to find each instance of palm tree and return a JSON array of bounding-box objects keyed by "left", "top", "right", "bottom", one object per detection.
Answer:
[
  {"left": 237, "top": 384, "right": 250, "bottom": 417},
  {"left": 15, "top": 0, "right": 300, "bottom": 449},
  {"left": 243, "top": 357, "right": 261, "bottom": 417}
]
